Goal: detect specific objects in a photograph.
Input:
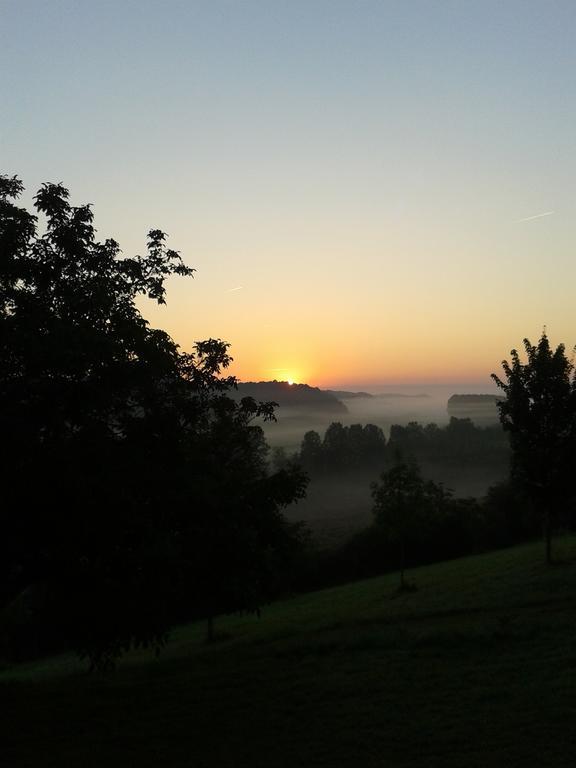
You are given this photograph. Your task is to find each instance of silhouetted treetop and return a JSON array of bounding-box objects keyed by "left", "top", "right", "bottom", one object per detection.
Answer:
[
  {"left": 0, "top": 175, "right": 307, "bottom": 668},
  {"left": 234, "top": 381, "right": 348, "bottom": 414},
  {"left": 492, "top": 332, "right": 576, "bottom": 562},
  {"left": 293, "top": 421, "right": 387, "bottom": 473}
]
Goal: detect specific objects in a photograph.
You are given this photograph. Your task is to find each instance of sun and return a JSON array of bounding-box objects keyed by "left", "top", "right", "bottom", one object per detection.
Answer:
[{"left": 268, "top": 367, "right": 303, "bottom": 385}]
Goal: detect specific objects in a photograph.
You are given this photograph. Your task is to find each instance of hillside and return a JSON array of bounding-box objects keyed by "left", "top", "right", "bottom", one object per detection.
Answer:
[
  {"left": 324, "top": 389, "right": 374, "bottom": 399},
  {"left": 4, "top": 537, "right": 576, "bottom": 767},
  {"left": 233, "top": 381, "right": 348, "bottom": 414}
]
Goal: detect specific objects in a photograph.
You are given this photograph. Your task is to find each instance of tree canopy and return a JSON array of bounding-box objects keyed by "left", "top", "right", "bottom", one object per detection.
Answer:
[
  {"left": 492, "top": 332, "right": 576, "bottom": 562},
  {"left": 371, "top": 461, "right": 452, "bottom": 589},
  {"left": 0, "top": 175, "right": 307, "bottom": 667},
  {"left": 294, "top": 422, "right": 387, "bottom": 474}
]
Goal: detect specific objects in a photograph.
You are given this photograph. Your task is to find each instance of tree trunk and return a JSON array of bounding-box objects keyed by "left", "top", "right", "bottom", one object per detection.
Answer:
[
  {"left": 400, "top": 538, "right": 405, "bottom": 589},
  {"left": 206, "top": 614, "right": 214, "bottom": 643},
  {"left": 544, "top": 505, "right": 553, "bottom": 565}
]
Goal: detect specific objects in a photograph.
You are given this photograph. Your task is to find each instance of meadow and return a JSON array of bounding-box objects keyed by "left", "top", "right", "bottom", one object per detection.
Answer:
[{"left": 4, "top": 536, "right": 576, "bottom": 767}]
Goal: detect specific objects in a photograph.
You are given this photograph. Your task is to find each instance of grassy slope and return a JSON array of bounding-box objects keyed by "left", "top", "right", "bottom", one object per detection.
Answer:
[{"left": 3, "top": 537, "right": 576, "bottom": 767}]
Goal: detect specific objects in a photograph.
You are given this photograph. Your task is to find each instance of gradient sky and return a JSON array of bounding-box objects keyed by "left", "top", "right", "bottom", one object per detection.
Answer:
[{"left": 2, "top": 1, "right": 575, "bottom": 387}]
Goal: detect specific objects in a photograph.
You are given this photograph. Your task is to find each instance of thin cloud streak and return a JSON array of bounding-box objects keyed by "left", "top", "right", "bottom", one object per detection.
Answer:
[
  {"left": 515, "top": 210, "right": 555, "bottom": 223},
  {"left": 225, "top": 286, "right": 243, "bottom": 292}
]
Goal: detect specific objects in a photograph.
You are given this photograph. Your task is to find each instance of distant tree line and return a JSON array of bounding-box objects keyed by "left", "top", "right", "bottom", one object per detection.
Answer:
[
  {"left": 388, "top": 417, "right": 509, "bottom": 464},
  {"left": 295, "top": 422, "right": 387, "bottom": 472},
  {"left": 233, "top": 380, "right": 347, "bottom": 414},
  {"left": 274, "top": 417, "right": 509, "bottom": 476}
]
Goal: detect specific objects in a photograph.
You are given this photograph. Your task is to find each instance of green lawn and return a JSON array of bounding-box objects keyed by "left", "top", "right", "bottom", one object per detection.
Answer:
[{"left": 3, "top": 537, "right": 576, "bottom": 767}]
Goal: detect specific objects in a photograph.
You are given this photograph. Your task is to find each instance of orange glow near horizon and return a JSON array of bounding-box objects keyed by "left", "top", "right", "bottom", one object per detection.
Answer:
[
  {"left": 226, "top": 346, "right": 500, "bottom": 390},
  {"left": 10, "top": 2, "right": 576, "bottom": 397},
  {"left": 139, "top": 232, "right": 574, "bottom": 393},
  {"left": 217, "top": 319, "right": 517, "bottom": 389}
]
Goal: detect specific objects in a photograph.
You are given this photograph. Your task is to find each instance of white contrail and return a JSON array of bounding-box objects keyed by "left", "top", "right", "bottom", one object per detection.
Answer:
[
  {"left": 515, "top": 210, "right": 555, "bottom": 223},
  {"left": 225, "top": 286, "right": 243, "bottom": 292}
]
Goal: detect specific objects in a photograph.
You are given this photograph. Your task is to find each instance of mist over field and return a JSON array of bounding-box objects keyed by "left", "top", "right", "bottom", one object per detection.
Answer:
[
  {"left": 263, "top": 383, "right": 501, "bottom": 450},
  {"left": 261, "top": 383, "right": 506, "bottom": 547}
]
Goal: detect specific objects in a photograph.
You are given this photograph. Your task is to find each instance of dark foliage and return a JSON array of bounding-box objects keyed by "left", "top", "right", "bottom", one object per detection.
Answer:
[
  {"left": 295, "top": 472, "right": 545, "bottom": 593},
  {"left": 388, "top": 417, "right": 509, "bottom": 465},
  {"left": 0, "top": 176, "right": 307, "bottom": 668},
  {"left": 281, "top": 417, "right": 508, "bottom": 478},
  {"left": 492, "top": 333, "right": 576, "bottom": 562},
  {"left": 233, "top": 380, "right": 347, "bottom": 414},
  {"left": 291, "top": 422, "right": 387, "bottom": 474},
  {"left": 371, "top": 461, "right": 452, "bottom": 587}
]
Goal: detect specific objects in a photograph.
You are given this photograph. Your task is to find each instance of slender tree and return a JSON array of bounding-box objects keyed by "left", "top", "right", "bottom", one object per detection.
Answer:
[
  {"left": 372, "top": 461, "right": 423, "bottom": 589},
  {"left": 491, "top": 333, "right": 576, "bottom": 563},
  {"left": 300, "top": 430, "right": 323, "bottom": 472},
  {"left": 371, "top": 459, "right": 454, "bottom": 589}
]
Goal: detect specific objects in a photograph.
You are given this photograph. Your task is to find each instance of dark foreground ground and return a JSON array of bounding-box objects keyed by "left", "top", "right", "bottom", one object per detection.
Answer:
[{"left": 3, "top": 536, "right": 576, "bottom": 767}]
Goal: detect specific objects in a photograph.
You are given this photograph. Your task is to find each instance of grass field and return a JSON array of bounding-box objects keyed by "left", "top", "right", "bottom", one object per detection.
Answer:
[{"left": 3, "top": 536, "right": 576, "bottom": 767}]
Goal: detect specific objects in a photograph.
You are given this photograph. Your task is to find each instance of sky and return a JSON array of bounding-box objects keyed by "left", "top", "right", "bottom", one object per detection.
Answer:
[{"left": 2, "top": 1, "right": 575, "bottom": 388}]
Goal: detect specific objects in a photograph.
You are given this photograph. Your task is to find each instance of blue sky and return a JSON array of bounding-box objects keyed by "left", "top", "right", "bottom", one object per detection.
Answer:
[{"left": 2, "top": 1, "right": 575, "bottom": 385}]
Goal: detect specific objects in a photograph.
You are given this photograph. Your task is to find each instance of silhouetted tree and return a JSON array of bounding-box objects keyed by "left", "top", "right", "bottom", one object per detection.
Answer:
[
  {"left": 323, "top": 422, "right": 348, "bottom": 469},
  {"left": 371, "top": 461, "right": 447, "bottom": 589},
  {"left": 492, "top": 333, "right": 576, "bottom": 563},
  {"left": 272, "top": 446, "right": 291, "bottom": 471},
  {"left": 300, "top": 430, "right": 323, "bottom": 472},
  {"left": 361, "top": 423, "right": 387, "bottom": 458},
  {"left": 297, "top": 423, "right": 387, "bottom": 474},
  {"left": 388, "top": 418, "right": 508, "bottom": 464},
  {"left": 0, "top": 175, "right": 307, "bottom": 667},
  {"left": 481, "top": 481, "right": 538, "bottom": 547}
]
